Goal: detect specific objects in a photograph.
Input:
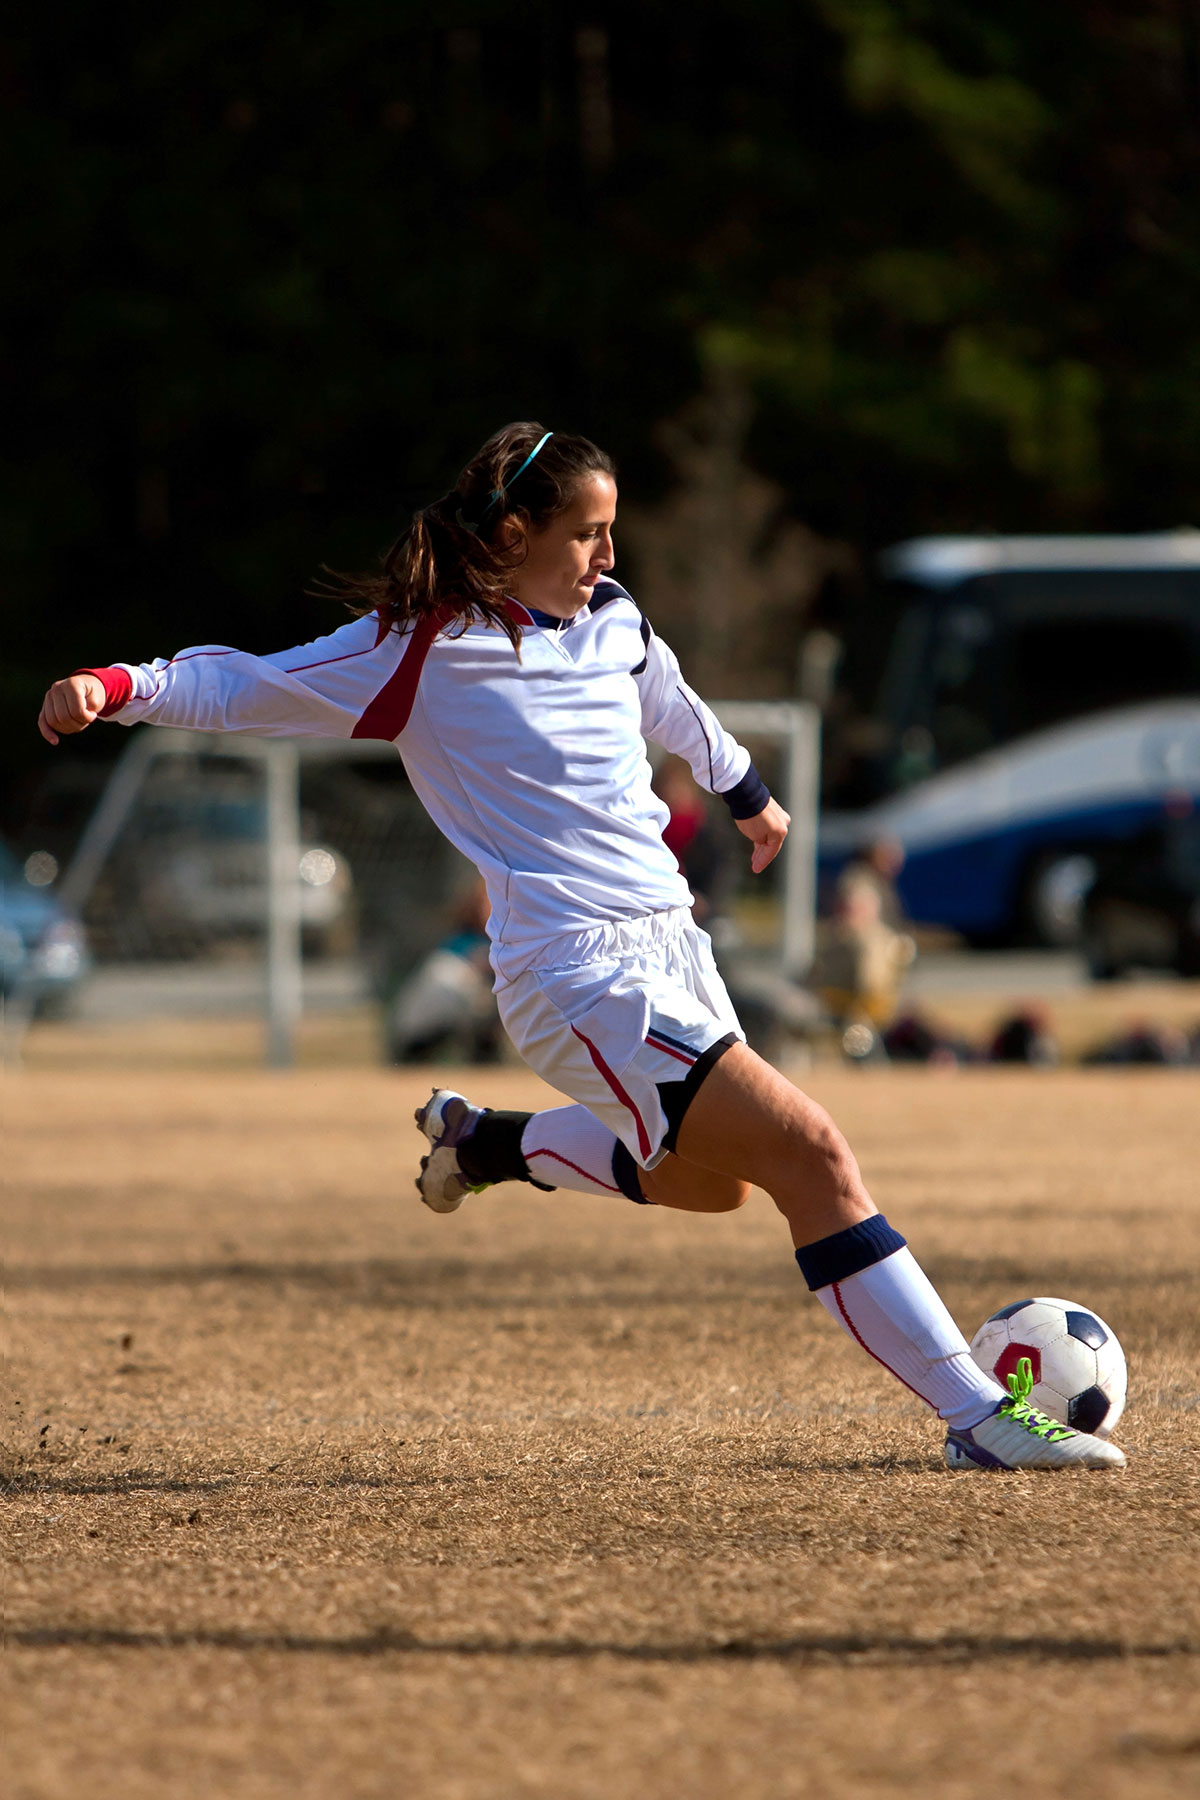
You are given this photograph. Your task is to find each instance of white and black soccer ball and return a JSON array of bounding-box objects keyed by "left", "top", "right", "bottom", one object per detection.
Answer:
[{"left": 968, "top": 1296, "right": 1127, "bottom": 1438}]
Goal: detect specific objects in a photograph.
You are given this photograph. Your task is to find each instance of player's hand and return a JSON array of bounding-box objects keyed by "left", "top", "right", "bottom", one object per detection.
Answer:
[
  {"left": 736, "top": 796, "right": 790, "bottom": 873},
  {"left": 38, "top": 674, "right": 107, "bottom": 745}
]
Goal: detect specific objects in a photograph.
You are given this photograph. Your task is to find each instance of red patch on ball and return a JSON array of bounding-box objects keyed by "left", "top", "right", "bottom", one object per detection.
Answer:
[{"left": 995, "top": 1342, "right": 1041, "bottom": 1386}]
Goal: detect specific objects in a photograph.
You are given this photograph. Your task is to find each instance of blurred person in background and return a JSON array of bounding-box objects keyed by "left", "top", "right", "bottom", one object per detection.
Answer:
[
  {"left": 657, "top": 758, "right": 811, "bottom": 1060},
  {"left": 836, "top": 836, "right": 908, "bottom": 930},
  {"left": 815, "top": 837, "right": 915, "bottom": 1032},
  {"left": 657, "top": 760, "right": 737, "bottom": 935},
  {"left": 385, "top": 876, "right": 501, "bottom": 1065},
  {"left": 987, "top": 1007, "right": 1060, "bottom": 1066}
]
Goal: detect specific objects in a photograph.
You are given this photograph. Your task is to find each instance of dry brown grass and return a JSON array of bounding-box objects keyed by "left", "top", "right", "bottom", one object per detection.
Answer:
[{"left": 4, "top": 1058, "right": 1200, "bottom": 1799}]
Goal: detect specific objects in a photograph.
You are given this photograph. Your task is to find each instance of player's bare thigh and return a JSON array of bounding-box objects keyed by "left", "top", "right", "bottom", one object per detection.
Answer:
[
  {"left": 658, "top": 1039, "right": 876, "bottom": 1243},
  {"left": 639, "top": 1154, "right": 750, "bottom": 1213}
]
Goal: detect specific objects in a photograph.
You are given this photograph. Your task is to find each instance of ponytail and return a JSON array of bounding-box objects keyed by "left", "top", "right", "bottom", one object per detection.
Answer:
[{"left": 321, "top": 422, "right": 616, "bottom": 649}]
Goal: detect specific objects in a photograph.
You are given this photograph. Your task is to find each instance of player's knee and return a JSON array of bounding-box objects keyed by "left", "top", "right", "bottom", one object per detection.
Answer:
[
  {"left": 812, "top": 1110, "right": 860, "bottom": 1191},
  {"left": 770, "top": 1104, "right": 863, "bottom": 1209}
]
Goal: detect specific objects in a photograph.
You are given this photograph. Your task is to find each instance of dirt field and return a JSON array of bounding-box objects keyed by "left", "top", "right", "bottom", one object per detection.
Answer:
[{"left": 4, "top": 1057, "right": 1200, "bottom": 1799}]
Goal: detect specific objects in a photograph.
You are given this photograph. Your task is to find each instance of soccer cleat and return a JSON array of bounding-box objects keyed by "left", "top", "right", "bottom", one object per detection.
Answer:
[
  {"left": 945, "top": 1357, "right": 1126, "bottom": 1471},
  {"left": 414, "top": 1088, "right": 491, "bottom": 1214}
]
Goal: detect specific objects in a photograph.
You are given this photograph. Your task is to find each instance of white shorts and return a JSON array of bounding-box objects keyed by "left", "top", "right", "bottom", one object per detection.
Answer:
[{"left": 495, "top": 906, "right": 745, "bottom": 1170}]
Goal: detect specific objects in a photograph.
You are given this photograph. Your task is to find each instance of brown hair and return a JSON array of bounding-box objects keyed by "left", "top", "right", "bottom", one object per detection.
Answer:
[{"left": 325, "top": 422, "right": 616, "bottom": 649}]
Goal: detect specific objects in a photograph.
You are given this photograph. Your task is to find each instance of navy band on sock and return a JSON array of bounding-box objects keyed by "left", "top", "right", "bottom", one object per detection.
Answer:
[{"left": 794, "top": 1215, "right": 907, "bottom": 1291}]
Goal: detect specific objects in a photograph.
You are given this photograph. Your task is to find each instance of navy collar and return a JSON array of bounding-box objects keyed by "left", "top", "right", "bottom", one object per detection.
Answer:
[{"left": 518, "top": 578, "right": 633, "bottom": 630}]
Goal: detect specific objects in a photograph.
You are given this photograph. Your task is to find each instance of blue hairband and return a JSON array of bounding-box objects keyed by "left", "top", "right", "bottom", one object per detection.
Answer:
[{"left": 456, "top": 431, "right": 553, "bottom": 533}]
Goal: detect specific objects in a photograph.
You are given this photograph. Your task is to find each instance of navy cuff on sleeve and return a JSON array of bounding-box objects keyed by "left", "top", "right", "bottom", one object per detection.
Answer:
[{"left": 718, "top": 762, "right": 771, "bottom": 820}]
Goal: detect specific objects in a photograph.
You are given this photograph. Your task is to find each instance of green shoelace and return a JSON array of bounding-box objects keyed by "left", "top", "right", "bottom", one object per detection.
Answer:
[{"left": 997, "top": 1356, "right": 1075, "bottom": 1441}]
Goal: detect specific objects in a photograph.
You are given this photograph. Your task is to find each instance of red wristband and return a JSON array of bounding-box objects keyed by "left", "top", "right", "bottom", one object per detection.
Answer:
[{"left": 74, "top": 667, "right": 133, "bottom": 717}]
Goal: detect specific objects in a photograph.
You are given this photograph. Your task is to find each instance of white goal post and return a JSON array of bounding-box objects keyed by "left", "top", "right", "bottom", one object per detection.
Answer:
[
  {"left": 711, "top": 700, "right": 821, "bottom": 982},
  {"left": 8, "top": 701, "right": 819, "bottom": 1068}
]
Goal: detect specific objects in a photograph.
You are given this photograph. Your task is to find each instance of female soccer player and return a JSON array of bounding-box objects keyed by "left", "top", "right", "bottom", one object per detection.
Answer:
[{"left": 39, "top": 421, "right": 1123, "bottom": 1471}]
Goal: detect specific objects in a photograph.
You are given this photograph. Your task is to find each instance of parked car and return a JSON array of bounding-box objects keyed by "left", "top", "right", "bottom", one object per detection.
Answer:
[
  {"left": 820, "top": 699, "right": 1200, "bottom": 945},
  {"left": 18, "top": 759, "right": 356, "bottom": 961},
  {"left": 0, "top": 837, "right": 90, "bottom": 1013},
  {"left": 105, "top": 781, "right": 355, "bottom": 960}
]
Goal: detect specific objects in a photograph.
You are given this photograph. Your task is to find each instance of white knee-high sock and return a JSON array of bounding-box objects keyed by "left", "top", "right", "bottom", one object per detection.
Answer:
[
  {"left": 520, "top": 1106, "right": 626, "bottom": 1198},
  {"left": 797, "top": 1219, "right": 1004, "bottom": 1431}
]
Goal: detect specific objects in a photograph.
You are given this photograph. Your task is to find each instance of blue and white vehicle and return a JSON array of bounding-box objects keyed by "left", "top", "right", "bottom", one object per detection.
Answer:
[
  {"left": 822, "top": 700, "right": 1200, "bottom": 941},
  {"left": 823, "top": 533, "right": 1200, "bottom": 941}
]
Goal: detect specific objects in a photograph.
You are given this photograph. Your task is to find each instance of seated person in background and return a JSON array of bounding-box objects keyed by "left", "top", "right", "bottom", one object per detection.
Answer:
[
  {"left": 386, "top": 878, "right": 502, "bottom": 1065},
  {"left": 815, "top": 838, "right": 915, "bottom": 1027},
  {"left": 836, "top": 836, "right": 908, "bottom": 929},
  {"left": 988, "top": 1007, "right": 1060, "bottom": 1066}
]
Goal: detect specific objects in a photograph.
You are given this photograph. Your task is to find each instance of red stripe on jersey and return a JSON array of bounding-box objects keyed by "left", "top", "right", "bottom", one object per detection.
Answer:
[
  {"left": 127, "top": 647, "right": 236, "bottom": 707},
  {"left": 76, "top": 667, "right": 133, "bottom": 717},
  {"left": 283, "top": 641, "right": 385, "bottom": 676},
  {"left": 570, "top": 1026, "right": 653, "bottom": 1160},
  {"left": 351, "top": 608, "right": 446, "bottom": 741},
  {"left": 645, "top": 1033, "right": 696, "bottom": 1067}
]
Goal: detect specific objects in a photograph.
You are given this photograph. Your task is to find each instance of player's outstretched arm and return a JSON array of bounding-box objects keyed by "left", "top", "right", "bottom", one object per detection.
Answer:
[
  {"left": 38, "top": 674, "right": 107, "bottom": 745},
  {"left": 34, "top": 614, "right": 415, "bottom": 746},
  {"left": 736, "top": 796, "right": 790, "bottom": 873}
]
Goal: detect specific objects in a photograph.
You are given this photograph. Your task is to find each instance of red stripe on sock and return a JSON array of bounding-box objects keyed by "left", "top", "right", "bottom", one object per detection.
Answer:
[
  {"left": 570, "top": 1026, "right": 653, "bottom": 1159},
  {"left": 830, "top": 1280, "right": 931, "bottom": 1409},
  {"left": 523, "top": 1148, "right": 620, "bottom": 1193}
]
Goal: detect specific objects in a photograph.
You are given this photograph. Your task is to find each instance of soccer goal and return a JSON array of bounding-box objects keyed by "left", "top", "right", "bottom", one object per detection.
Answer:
[
  {"left": 6, "top": 700, "right": 819, "bottom": 1068},
  {"left": 710, "top": 699, "right": 821, "bottom": 978}
]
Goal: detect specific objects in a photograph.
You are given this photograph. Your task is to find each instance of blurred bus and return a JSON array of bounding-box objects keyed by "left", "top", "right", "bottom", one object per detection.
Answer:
[{"left": 822, "top": 532, "right": 1200, "bottom": 943}]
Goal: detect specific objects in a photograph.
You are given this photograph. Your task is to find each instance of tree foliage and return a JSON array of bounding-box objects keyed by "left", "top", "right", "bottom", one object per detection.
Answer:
[{"left": 4, "top": 1, "right": 1200, "bottom": 801}]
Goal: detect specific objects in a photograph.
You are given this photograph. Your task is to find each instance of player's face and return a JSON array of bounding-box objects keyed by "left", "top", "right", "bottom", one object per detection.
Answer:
[{"left": 509, "top": 473, "right": 617, "bottom": 619}]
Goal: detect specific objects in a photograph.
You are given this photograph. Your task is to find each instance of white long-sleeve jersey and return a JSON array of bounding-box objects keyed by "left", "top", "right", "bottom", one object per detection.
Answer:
[{"left": 96, "top": 578, "right": 767, "bottom": 978}]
